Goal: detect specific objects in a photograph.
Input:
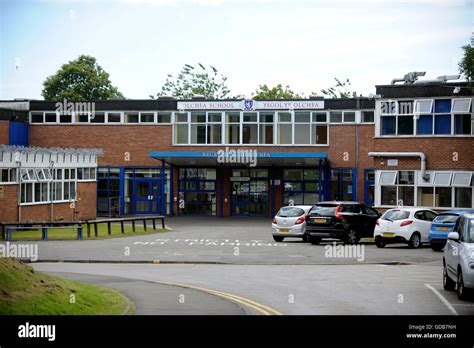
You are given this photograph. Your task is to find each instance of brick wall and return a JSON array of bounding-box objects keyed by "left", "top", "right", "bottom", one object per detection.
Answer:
[
  {"left": 0, "top": 182, "right": 96, "bottom": 222},
  {"left": 0, "top": 121, "right": 9, "bottom": 145}
]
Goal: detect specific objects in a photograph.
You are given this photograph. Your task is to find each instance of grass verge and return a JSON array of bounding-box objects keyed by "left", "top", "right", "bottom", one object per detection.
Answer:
[
  {"left": 5, "top": 224, "right": 168, "bottom": 241},
  {"left": 0, "top": 257, "right": 135, "bottom": 315}
]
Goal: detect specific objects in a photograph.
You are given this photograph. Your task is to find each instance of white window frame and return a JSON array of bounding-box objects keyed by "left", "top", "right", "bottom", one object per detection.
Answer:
[
  {"left": 379, "top": 171, "right": 398, "bottom": 185},
  {"left": 139, "top": 111, "right": 156, "bottom": 124},
  {"left": 414, "top": 99, "right": 433, "bottom": 115},
  {"left": 451, "top": 98, "right": 472, "bottom": 113},
  {"left": 433, "top": 172, "right": 452, "bottom": 186},
  {"left": 452, "top": 172, "right": 473, "bottom": 187}
]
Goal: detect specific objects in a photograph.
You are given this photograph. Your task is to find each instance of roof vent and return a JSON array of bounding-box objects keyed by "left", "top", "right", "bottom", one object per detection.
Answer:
[
  {"left": 414, "top": 74, "right": 462, "bottom": 85},
  {"left": 391, "top": 71, "right": 426, "bottom": 85}
]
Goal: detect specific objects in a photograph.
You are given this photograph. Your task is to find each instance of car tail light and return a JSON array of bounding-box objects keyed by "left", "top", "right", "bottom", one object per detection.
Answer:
[
  {"left": 295, "top": 216, "right": 305, "bottom": 225},
  {"left": 334, "top": 205, "right": 343, "bottom": 220},
  {"left": 400, "top": 220, "right": 413, "bottom": 227},
  {"left": 272, "top": 218, "right": 277, "bottom": 224}
]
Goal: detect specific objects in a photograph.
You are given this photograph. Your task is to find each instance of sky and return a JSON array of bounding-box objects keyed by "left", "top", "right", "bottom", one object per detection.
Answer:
[{"left": 0, "top": 0, "right": 472, "bottom": 100}]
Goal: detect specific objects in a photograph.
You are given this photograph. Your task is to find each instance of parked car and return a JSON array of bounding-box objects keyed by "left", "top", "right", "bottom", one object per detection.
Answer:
[
  {"left": 374, "top": 208, "right": 437, "bottom": 248},
  {"left": 429, "top": 210, "right": 474, "bottom": 251},
  {"left": 443, "top": 213, "right": 474, "bottom": 300},
  {"left": 305, "top": 202, "right": 380, "bottom": 245},
  {"left": 272, "top": 205, "right": 313, "bottom": 242}
]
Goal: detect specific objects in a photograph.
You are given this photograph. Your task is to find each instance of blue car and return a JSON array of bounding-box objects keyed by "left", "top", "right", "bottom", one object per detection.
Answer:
[{"left": 429, "top": 210, "right": 474, "bottom": 251}]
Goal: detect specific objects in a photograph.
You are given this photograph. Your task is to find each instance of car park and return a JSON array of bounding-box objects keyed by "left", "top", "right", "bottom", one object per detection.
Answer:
[
  {"left": 272, "top": 205, "right": 313, "bottom": 242},
  {"left": 305, "top": 202, "right": 380, "bottom": 245},
  {"left": 429, "top": 210, "right": 474, "bottom": 251},
  {"left": 443, "top": 213, "right": 474, "bottom": 300},
  {"left": 374, "top": 208, "right": 437, "bottom": 249}
]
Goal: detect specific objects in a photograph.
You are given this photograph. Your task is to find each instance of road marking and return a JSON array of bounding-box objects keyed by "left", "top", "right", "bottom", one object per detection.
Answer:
[
  {"left": 156, "top": 280, "right": 282, "bottom": 315},
  {"left": 424, "top": 284, "right": 458, "bottom": 315}
]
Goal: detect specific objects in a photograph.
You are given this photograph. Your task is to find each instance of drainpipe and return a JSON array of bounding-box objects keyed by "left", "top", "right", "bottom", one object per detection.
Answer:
[
  {"left": 16, "top": 160, "right": 22, "bottom": 222},
  {"left": 368, "top": 152, "right": 428, "bottom": 181}
]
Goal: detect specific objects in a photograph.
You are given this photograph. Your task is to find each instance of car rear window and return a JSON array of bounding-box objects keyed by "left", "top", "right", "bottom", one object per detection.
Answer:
[
  {"left": 309, "top": 204, "right": 338, "bottom": 216},
  {"left": 382, "top": 210, "right": 409, "bottom": 221},
  {"left": 277, "top": 207, "right": 305, "bottom": 218},
  {"left": 433, "top": 214, "right": 459, "bottom": 224}
]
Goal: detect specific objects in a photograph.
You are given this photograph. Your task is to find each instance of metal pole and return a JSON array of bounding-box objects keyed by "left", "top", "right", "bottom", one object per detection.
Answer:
[
  {"left": 16, "top": 161, "right": 22, "bottom": 222},
  {"left": 49, "top": 161, "right": 55, "bottom": 222}
]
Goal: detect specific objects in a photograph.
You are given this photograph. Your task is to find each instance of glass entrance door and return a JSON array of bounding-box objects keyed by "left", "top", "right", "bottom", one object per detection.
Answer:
[
  {"left": 133, "top": 179, "right": 161, "bottom": 214},
  {"left": 231, "top": 169, "right": 268, "bottom": 216}
]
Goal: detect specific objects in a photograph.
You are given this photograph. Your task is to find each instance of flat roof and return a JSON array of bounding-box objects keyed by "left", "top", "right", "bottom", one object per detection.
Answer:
[{"left": 149, "top": 151, "right": 328, "bottom": 166}]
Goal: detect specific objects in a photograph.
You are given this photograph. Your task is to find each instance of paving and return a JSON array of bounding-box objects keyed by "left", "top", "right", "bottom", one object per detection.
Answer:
[{"left": 5, "top": 216, "right": 445, "bottom": 265}]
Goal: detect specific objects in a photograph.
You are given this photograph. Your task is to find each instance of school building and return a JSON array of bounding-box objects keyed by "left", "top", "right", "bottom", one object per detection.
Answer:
[{"left": 0, "top": 73, "right": 472, "bottom": 221}]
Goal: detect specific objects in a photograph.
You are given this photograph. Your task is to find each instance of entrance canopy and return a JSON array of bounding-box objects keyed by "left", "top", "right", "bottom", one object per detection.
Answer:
[{"left": 149, "top": 151, "right": 328, "bottom": 167}]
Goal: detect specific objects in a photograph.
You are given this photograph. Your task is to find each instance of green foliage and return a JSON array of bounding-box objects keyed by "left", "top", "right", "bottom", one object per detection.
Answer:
[
  {"left": 42, "top": 55, "right": 124, "bottom": 101},
  {"left": 153, "top": 63, "right": 234, "bottom": 99},
  {"left": 252, "top": 84, "right": 301, "bottom": 100},
  {"left": 459, "top": 43, "right": 474, "bottom": 82},
  {"left": 320, "top": 78, "right": 358, "bottom": 99}
]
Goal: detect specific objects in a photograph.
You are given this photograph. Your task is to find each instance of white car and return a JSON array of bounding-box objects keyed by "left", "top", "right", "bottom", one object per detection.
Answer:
[
  {"left": 272, "top": 205, "right": 313, "bottom": 242},
  {"left": 443, "top": 213, "right": 474, "bottom": 300},
  {"left": 374, "top": 207, "right": 437, "bottom": 248}
]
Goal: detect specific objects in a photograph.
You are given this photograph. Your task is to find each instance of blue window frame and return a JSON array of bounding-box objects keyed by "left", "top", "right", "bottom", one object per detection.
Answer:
[
  {"left": 178, "top": 168, "right": 217, "bottom": 215},
  {"left": 97, "top": 167, "right": 122, "bottom": 215},
  {"left": 364, "top": 169, "right": 375, "bottom": 206},
  {"left": 330, "top": 168, "right": 356, "bottom": 201},
  {"left": 282, "top": 168, "right": 324, "bottom": 206}
]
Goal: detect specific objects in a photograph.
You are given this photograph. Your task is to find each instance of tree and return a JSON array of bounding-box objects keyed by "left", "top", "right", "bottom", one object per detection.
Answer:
[
  {"left": 42, "top": 55, "right": 124, "bottom": 101},
  {"left": 459, "top": 38, "right": 474, "bottom": 82},
  {"left": 152, "top": 63, "right": 233, "bottom": 99},
  {"left": 252, "top": 84, "right": 301, "bottom": 100},
  {"left": 320, "top": 78, "right": 357, "bottom": 99}
]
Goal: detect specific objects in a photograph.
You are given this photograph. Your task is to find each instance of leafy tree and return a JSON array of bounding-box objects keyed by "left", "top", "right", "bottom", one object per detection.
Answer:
[
  {"left": 42, "top": 55, "right": 124, "bottom": 101},
  {"left": 320, "top": 78, "right": 357, "bottom": 99},
  {"left": 459, "top": 38, "right": 474, "bottom": 82},
  {"left": 252, "top": 84, "right": 301, "bottom": 100},
  {"left": 152, "top": 63, "right": 233, "bottom": 99}
]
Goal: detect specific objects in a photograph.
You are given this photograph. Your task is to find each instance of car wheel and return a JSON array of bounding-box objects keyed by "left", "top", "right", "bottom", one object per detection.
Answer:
[
  {"left": 302, "top": 233, "right": 309, "bottom": 243},
  {"left": 308, "top": 235, "right": 322, "bottom": 245},
  {"left": 457, "top": 268, "right": 471, "bottom": 300},
  {"left": 431, "top": 243, "right": 445, "bottom": 252},
  {"left": 273, "top": 236, "right": 284, "bottom": 242},
  {"left": 344, "top": 228, "right": 358, "bottom": 245},
  {"left": 443, "top": 261, "right": 455, "bottom": 291},
  {"left": 408, "top": 233, "right": 422, "bottom": 249},
  {"left": 374, "top": 238, "right": 386, "bottom": 248}
]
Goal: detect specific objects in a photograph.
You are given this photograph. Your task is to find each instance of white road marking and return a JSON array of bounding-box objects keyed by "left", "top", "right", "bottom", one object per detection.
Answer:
[{"left": 424, "top": 284, "right": 458, "bottom": 315}]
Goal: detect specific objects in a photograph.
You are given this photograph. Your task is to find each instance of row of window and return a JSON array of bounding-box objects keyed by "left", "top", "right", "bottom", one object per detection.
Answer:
[
  {"left": 379, "top": 98, "right": 473, "bottom": 136},
  {"left": 1, "top": 167, "right": 96, "bottom": 183},
  {"left": 378, "top": 171, "right": 472, "bottom": 187},
  {"left": 29, "top": 110, "right": 375, "bottom": 125}
]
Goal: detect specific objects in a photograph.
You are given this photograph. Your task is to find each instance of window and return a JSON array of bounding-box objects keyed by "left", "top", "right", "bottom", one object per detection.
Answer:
[
  {"left": 414, "top": 99, "right": 433, "bottom": 114},
  {"left": 362, "top": 111, "right": 374, "bottom": 123},
  {"left": 0, "top": 168, "right": 17, "bottom": 183},
  {"left": 75, "top": 113, "right": 90, "bottom": 123},
  {"left": 124, "top": 112, "right": 139, "bottom": 123},
  {"left": 243, "top": 112, "right": 258, "bottom": 144},
  {"left": 379, "top": 171, "right": 397, "bottom": 185},
  {"left": 452, "top": 98, "right": 471, "bottom": 113},
  {"left": 59, "top": 113, "right": 72, "bottom": 123},
  {"left": 174, "top": 112, "right": 189, "bottom": 144},
  {"left": 225, "top": 112, "right": 240, "bottom": 144},
  {"left": 90, "top": 112, "right": 105, "bottom": 123},
  {"left": 452, "top": 172, "right": 472, "bottom": 186},
  {"left": 283, "top": 168, "right": 322, "bottom": 205},
  {"left": 45, "top": 112, "right": 57, "bottom": 123},
  {"left": 417, "top": 187, "right": 434, "bottom": 206},
  {"left": 107, "top": 112, "right": 121, "bottom": 123},
  {"left": 31, "top": 112, "right": 43, "bottom": 123},
  {"left": 157, "top": 112, "right": 171, "bottom": 123},
  {"left": 435, "top": 187, "right": 452, "bottom": 207},
  {"left": 381, "top": 116, "right": 396, "bottom": 135},
  {"left": 381, "top": 186, "right": 397, "bottom": 205},
  {"left": 259, "top": 112, "right": 274, "bottom": 145},
  {"left": 416, "top": 115, "right": 432, "bottom": 135},
  {"left": 330, "top": 111, "right": 342, "bottom": 123},
  {"left": 313, "top": 112, "right": 327, "bottom": 123},
  {"left": 433, "top": 172, "right": 452, "bottom": 186},
  {"left": 343, "top": 112, "right": 355, "bottom": 123},
  {"left": 190, "top": 112, "right": 206, "bottom": 144},
  {"left": 455, "top": 187, "right": 472, "bottom": 208},
  {"left": 454, "top": 114, "right": 472, "bottom": 135},
  {"left": 277, "top": 112, "right": 292, "bottom": 144},
  {"left": 140, "top": 112, "right": 155, "bottom": 123},
  {"left": 179, "top": 168, "right": 217, "bottom": 216},
  {"left": 294, "top": 111, "right": 310, "bottom": 144},
  {"left": 330, "top": 169, "right": 353, "bottom": 201},
  {"left": 77, "top": 168, "right": 96, "bottom": 181}
]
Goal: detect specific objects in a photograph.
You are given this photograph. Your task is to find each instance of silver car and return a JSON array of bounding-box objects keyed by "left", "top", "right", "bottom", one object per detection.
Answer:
[
  {"left": 272, "top": 205, "right": 313, "bottom": 242},
  {"left": 443, "top": 213, "right": 474, "bottom": 300}
]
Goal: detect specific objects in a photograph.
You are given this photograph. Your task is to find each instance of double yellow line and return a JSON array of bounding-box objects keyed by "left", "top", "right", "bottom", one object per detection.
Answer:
[{"left": 156, "top": 280, "right": 283, "bottom": 315}]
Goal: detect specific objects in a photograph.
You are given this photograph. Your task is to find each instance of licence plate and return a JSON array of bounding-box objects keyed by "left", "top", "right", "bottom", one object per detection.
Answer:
[
  {"left": 313, "top": 218, "right": 326, "bottom": 223},
  {"left": 437, "top": 227, "right": 450, "bottom": 231},
  {"left": 382, "top": 232, "right": 396, "bottom": 237},
  {"left": 279, "top": 229, "right": 290, "bottom": 233}
]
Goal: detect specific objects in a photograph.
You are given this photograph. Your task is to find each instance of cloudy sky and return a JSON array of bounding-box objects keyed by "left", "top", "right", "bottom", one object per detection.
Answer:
[{"left": 0, "top": 0, "right": 472, "bottom": 100}]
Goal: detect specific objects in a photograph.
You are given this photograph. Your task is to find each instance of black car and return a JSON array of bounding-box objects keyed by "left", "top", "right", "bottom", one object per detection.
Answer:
[{"left": 305, "top": 201, "right": 380, "bottom": 245}]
